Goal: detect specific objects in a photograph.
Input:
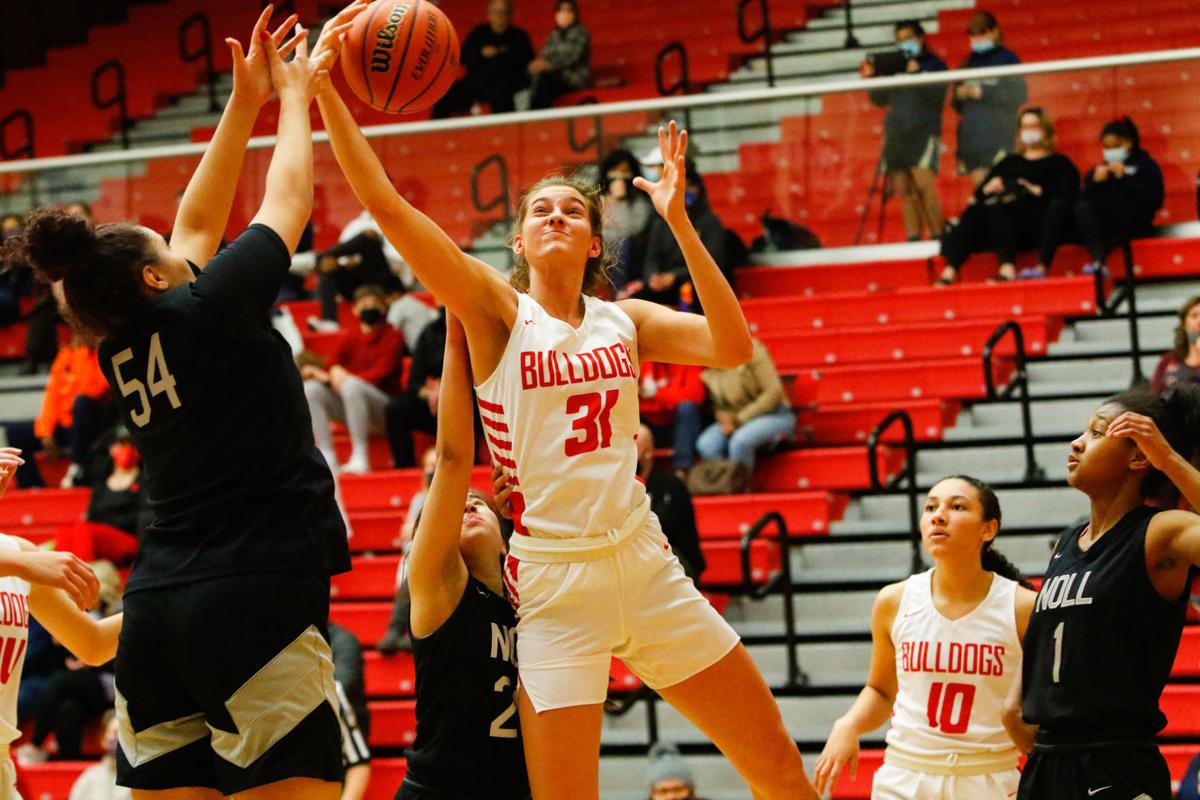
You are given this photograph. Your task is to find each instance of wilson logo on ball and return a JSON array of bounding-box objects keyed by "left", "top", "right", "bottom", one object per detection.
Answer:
[{"left": 369, "top": 3, "right": 408, "bottom": 74}]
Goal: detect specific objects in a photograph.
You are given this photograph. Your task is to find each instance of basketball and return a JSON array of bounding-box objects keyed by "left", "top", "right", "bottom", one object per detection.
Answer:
[{"left": 340, "top": 0, "right": 460, "bottom": 114}]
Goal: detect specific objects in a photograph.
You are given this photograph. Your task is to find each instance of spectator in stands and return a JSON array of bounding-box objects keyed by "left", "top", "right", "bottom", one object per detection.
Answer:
[
  {"left": 1180, "top": 750, "right": 1200, "bottom": 800},
  {"left": 303, "top": 285, "right": 406, "bottom": 474},
  {"left": 308, "top": 211, "right": 408, "bottom": 332},
  {"left": 601, "top": 149, "right": 654, "bottom": 299},
  {"left": 433, "top": 0, "right": 534, "bottom": 117},
  {"left": 1151, "top": 295, "right": 1200, "bottom": 395},
  {"left": 696, "top": 338, "right": 794, "bottom": 472},
  {"left": 387, "top": 289, "right": 438, "bottom": 355},
  {"left": 951, "top": 12, "right": 1028, "bottom": 187},
  {"left": 639, "top": 361, "right": 704, "bottom": 473},
  {"left": 938, "top": 107, "right": 1079, "bottom": 283},
  {"left": 647, "top": 741, "right": 702, "bottom": 800},
  {"left": 386, "top": 308, "right": 446, "bottom": 468},
  {"left": 1071, "top": 117, "right": 1165, "bottom": 274},
  {"left": 66, "top": 711, "right": 129, "bottom": 800},
  {"left": 0, "top": 214, "right": 30, "bottom": 328},
  {"left": 528, "top": 0, "right": 591, "bottom": 109},
  {"left": 54, "top": 429, "right": 144, "bottom": 568},
  {"left": 329, "top": 622, "right": 372, "bottom": 800},
  {"left": 640, "top": 163, "right": 729, "bottom": 309},
  {"left": 862, "top": 20, "right": 948, "bottom": 241},
  {"left": 4, "top": 335, "right": 110, "bottom": 488},
  {"left": 637, "top": 426, "right": 705, "bottom": 582}
]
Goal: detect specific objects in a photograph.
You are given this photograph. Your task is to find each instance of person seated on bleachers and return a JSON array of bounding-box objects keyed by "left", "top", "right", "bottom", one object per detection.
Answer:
[
  {"left": 432, "top": 0, "right": 534, "bottom": 117},
  {"left": 66, "top": 711, "right": 129, "bottom": 800},
  {"left": 637, "top": 426, "right": 705, "bottom": 583},
  {"left": 385, "top": 308, "right": 446, "bottom": 469},
  {"left": 308, "top": 211, "right": 409, "bottom": 333},
  {"left": 646, "top": 741, "right": 704, "bottom": 800},
  {"left": 528, "top": 0, "right": 590, "bottom": 109},
  {"left": 696, "top": 338, "right": 794, "bottom": 473},
  {"left": 54, "top": 429, "right": 144, "bottom": 568},
  {"left": 1071, "top": 117, "right": 1164, "bottom": 275},
  {"left": 600, "top": 149, "right": 654, "bottom": 300},
  {"left": 938, "top": 107, "right": 1079, "bottom": 284},
  {"left": 303, "top": 286, "right": 406, "bottom": 474},
  {"left": 639, "top": 361, "right": 704, "bottom": 474},
  {"left": 386, "top": 287, "right": 438, "bottom": 356},
  {"left": 862, "top": 20, "right": 948, "bottom": 242},
  {"left": 950, "top": 12, "right": 1028, "bottom": 188},
  {"left": 639, "top": 163, "right": 731, "bottom": 309},
  {"left": 377, "top": 447, "right": 436, "bottom": 655},
  {"left": 1151, "top": 296, "right": 1200, "bottom": 395},
  {"left": 4, "top": 334, "right": 111, "bottom": 488},
  {"left": 0, "top": 214, "right": 32, "bottom": 328},
  {"left": 329, "top": 622, "right": 372, "bottom": 800}
]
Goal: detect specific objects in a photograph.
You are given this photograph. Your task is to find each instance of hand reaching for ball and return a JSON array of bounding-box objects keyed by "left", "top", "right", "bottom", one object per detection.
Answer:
[
  {"left": 632, "top": 120, "right": 690, "bottom": 227},
  {"left": 225, "top": 5, "right": 303, "bottom": 108}
]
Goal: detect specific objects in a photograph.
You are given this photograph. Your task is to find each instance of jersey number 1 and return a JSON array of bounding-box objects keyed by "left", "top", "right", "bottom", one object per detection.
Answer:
[
  {"left": 111, "top": 332, "right": 182, "bottom": 427},
  {"left": 926, "top": 681, "right": 976, "bottom": 735},
  {"left": 565, "top": 390, "right": 619, "bottom": 457}
]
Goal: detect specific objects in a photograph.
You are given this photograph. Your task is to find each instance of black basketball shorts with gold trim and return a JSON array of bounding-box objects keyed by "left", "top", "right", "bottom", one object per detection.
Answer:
[{"left": 115, "top": 572, "right": 344, "bottom": 793}]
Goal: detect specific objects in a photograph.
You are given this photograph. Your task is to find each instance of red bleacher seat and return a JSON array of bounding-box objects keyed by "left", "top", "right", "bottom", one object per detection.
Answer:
[
  {"left": 752, "top": 447, "right": 904, "bottom": 493},
  {"left": 693, "top": 492, "right": 846, "bottom": 538},
  {"left": 799, "top": 400, "right": 961, "bottom": 445}
]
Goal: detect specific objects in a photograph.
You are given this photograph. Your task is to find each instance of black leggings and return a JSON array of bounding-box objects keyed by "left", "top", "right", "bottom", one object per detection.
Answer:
[
  {"left": 31, "top": 668, "right": 110, "bottom": 758},
  {"left": 943, "top": 196, "right": 1073, "bottom": 269},
  {"left": 1074, "top": 195, "right": 1154, "bottom": 264}
]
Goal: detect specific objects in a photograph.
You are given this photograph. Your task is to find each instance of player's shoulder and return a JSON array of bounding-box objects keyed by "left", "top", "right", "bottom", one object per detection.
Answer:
[{"left": 873, "top": 580, "right": 908, "bottom": 616}]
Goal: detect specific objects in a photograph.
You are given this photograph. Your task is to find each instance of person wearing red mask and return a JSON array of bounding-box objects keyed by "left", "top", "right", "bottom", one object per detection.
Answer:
[{"left": 54, "top": 430, "right": 144, "bottom": 566}]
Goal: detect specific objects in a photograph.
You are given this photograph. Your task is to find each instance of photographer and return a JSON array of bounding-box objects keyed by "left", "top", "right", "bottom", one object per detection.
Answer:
[
  {"left": 938, "top": 107, "right": 1079, "bottom": 283},
  {"left": 862, "top": 20, "right": 948, "bottom": 242}
]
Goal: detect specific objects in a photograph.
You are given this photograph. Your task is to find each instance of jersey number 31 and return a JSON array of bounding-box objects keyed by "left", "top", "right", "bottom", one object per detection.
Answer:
[{"left": 111, "top": 332, "right": 182, "bottom": 428}]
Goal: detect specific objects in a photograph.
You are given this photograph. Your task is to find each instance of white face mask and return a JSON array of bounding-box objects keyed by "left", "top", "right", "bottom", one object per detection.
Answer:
[
  {"left": 1020, "top": 129, "right": 1043, "bottom": 146},
  {"left": 641, "top": 165, "right": 662, "bottom": 182}
]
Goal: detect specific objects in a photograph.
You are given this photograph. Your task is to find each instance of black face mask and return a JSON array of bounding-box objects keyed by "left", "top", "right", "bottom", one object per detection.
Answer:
[{"left": 359, "top": 308, "right": 384, "bottom": 326}]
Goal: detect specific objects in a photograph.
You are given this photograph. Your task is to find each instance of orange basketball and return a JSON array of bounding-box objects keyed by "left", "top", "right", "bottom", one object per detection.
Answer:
[{"left": 340, "top": 0, "right": 460, "bottom": 114}]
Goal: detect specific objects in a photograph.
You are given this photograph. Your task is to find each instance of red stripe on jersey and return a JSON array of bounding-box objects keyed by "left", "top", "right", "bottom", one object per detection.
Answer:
[
  {"left": 481, "top": 416, "right": 510, "bottom": 434},
  {"left": 478, "top": 398, "right": 505, "bottom": 414},
  {"left": 494, "top": 454, "right": 517, "bottom": 469},
  {"left": 511, "top": 490, "right": 528, "bottom": 535},
  {"left": 487, "top": 433, "right": 513, "bottom": 451}
]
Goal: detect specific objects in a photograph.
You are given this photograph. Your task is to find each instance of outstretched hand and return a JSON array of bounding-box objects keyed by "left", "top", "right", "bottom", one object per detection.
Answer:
[
  {"left": 0, "top": 448, "right": 24, "bottom": 503},
  {"left": 632, "top": 120, "right": 689, "bottom": 226},
  {"left": 19, "top": 550, "right": 100, "bottom": 612},
  {"left": 263, "top": 20, "right": 339, "bottom": 104},
  {"left": 1108, "top": 411, "right": 1179, "bottom": 472},
  {"left": 311, "top": 0, "right": 370, "bottom": 76},
  {"left": 225, "top": 5, "right": 303, "bottom": 107}
]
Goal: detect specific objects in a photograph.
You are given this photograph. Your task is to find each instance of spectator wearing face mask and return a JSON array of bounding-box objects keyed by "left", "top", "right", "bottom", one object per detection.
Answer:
[
  {"left": 432, "top": 0, "right": 534, "bottom": 117},
  {"left": 639, "top": 163, "right": 731, "bottom": 308},
  {"left": 528, "top": 0, "right": 591, "bottom": 109},
  {"left": 951, "top": 12, "right": 1028, "bottom": 187},
  {"left": 1072, "top": 117, "right": 1164, "bottom": 274},
  {"left": 1151, "top": 295, "right": 1200, "bottom": 395},
  {"left": 302, "top": 285, "right": 406, "bottom": 474},
  {"left": 647, "top": 741, "right": 704, "bottom": 800},
  {"left": 54, "top": 429, "right": 145, "bottom": 567},
  {"left": 600, "top": 149, "right": 654, "bottom": 299},
  {"left": 862, "top": 20, "right": 948, "bottom": 241},
  {"left": 385, "top": 308, "right": 446, "bottom": 469},
  {"left": 938, "top": 107, "right": 1079, "bottom": 283}
]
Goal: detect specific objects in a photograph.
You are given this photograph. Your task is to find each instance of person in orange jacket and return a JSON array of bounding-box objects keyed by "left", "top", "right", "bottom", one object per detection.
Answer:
[{"left": 4, "top": 336, "right": 110, "bottom": 487}]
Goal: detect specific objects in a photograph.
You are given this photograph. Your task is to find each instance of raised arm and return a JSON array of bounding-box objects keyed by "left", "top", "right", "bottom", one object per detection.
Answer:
[
  {"left": 406, "top": 313, "right": 474, "bottom": 638},
  {"left": 812, "top": 582, "right": 902, "bottom": 795},
  {"left": 170, "top": 7, "right": 300, "bottom": 265},
  {"left": 315, "top": 84, "right": 515, "bottom": 336},
  {"left": 621, "top": 122, "right": 752, "bottom": 368}
]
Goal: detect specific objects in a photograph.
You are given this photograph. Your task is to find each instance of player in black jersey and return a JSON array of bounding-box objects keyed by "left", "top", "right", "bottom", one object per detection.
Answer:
[
  {"left": 3, "top": 6, "right": 366, "bottom": 799},
  {"left": 1005, "top": 385, "right": 1200, "bottom": 800},
  {"left": 395, "top": 313, "right": 529, "bottom": 800}
]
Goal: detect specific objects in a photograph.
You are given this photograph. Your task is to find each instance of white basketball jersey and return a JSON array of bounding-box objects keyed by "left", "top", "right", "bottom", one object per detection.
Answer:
[
  {"left": 886, "top": 570, "right": 1021, "bottom": 759},
  {"left": 0, "top": 536, "right": 30, "bottom": 747},
  {"left": 475, "top": 292, "right": 646, "bottom": 539}
]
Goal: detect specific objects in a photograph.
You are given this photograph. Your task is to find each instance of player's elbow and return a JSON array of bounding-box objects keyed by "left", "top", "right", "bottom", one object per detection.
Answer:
[{"left": 713, "top": 338, "right": 754, "bottom": 369}]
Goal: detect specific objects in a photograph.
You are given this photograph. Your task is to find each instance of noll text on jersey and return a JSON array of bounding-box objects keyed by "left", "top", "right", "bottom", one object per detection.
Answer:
[{"left": 1035, "top": 570, "right": 1094, "bottom": 613}]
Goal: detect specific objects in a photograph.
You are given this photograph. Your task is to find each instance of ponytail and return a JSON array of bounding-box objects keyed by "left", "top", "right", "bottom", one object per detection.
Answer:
[
  {"left": 2, "top": 208, "right": 155, "bottom": 343},
  {"left": 982, "top": 540, "right": 1035, "bottom": 590}
]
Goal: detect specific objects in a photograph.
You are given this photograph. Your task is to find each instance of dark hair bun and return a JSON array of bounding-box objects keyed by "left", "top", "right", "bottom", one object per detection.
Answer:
[{"left": 23, "top": 208, "right": 96, "bottom": 283}]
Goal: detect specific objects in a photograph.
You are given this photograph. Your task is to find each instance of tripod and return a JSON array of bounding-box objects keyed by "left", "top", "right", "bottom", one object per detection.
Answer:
[{"left": 854, "top": 146, "right": 937, "bottom": 245}]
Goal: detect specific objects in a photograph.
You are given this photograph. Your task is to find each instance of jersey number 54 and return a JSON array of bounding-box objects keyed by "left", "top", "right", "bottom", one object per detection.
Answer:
[{"left": 110, "top": 332, "right": 182, "bottom": 427}]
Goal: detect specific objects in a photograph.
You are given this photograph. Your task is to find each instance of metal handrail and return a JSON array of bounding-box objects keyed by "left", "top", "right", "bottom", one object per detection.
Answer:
[
  {"left": 4, "top": 46, "right": 1200, "bottom": 172},
  {"left": 867, "top": 410, "right": 921, "bottom": 573},
  {"left": 982, "top": 321, "right": 1046, "bottom": 482},
  {"left": 740, "top": 511, "right": 805, "bottom": 688},
  {"left": 842, "top": 0, "right": 861, "bottom": 49},
  {"left": 90, "top": 60, "right": 128, "bottom": 150},
  {"left": 1096, "top": 242, "right": 1146, "bottom": 385},
  {"left": 736, "top": 0, "right": 776, "bottom": 87},
  {"left": 178, "top": 12, "right": 218, "bottom": 113},
  {"left": 0, "top": 110, "right": 34, "bottom": 160}
]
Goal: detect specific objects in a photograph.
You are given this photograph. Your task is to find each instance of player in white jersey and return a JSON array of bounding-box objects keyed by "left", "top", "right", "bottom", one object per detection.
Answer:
[
  {"left": 320, "top": 76, "right": 816, "bottom": 797},
  {"left": 0, "top": 447, "right": 121, "bottom": 798},
  {"left": 814, "top": 476, "right": 1037, "bottom": 799}
]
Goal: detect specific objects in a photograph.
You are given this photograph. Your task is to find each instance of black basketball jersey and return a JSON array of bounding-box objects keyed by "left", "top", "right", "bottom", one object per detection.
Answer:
[
  {"left": 401, "top": 576, "right": 529, "bottom": 799},
  {"left": 1022, "top": 505, "right": 1190, "bottom": 741},
  {"left": 97, "top": 225, "right": 350, "bottom": 593}
]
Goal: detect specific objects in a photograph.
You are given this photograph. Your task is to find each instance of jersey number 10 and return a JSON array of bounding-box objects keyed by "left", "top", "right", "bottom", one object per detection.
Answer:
[
  {"left": 111, "top": 332, "right": 182, "bottom": 427},
  {"left": 926, "top": 681, "right": 976, "bottom": 735}
]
